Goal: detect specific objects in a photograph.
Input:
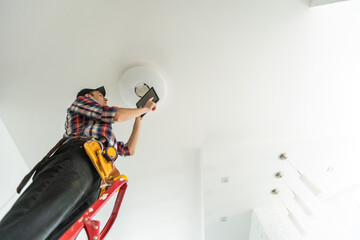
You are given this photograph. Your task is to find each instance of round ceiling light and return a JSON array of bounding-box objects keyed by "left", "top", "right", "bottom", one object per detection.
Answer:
[
  {"left": 134, "top": 83, "right": 150, "bottom": 98},
  {"left": 118, "top": 66, "right": 166, "bottom": 107}
]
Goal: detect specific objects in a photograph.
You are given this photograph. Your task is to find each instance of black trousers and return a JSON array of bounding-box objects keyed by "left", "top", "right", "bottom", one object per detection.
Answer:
[{"left": 0, "top": 139, "right": 101, "bottom": 240}]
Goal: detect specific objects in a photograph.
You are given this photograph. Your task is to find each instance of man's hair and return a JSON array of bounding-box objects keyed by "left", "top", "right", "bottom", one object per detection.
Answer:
[{"left": 76, "top": 86, "right": 106, "bottom": 98}]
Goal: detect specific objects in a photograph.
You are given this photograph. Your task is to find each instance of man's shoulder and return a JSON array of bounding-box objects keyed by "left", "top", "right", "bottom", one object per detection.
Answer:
[{"left": 71, "top": 96, "right": 98, "bottom": 106}]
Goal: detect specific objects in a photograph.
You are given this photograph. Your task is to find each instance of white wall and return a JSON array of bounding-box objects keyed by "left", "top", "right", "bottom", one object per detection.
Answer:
[
  {"left": 248, "top": 210, "right": 269, "bottom": 240},
  {"left": 205, "top": 211, "right": 252, "bottom": 240},
  {"left": 249, "top": 206, "right": 303, "bottom": 240},
  {"left": 0, "top": 117, "right": 29, "bottom": 220}
]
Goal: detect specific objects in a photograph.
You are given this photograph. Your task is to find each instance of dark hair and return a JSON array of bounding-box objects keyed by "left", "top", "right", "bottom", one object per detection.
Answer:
[{"left": 76, "top": 86, "right": 106, "bottom": 98}]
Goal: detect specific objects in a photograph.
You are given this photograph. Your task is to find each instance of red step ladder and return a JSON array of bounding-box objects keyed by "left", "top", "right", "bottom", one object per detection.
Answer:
[{"left": 59, "top": 177, "right": 128, "bottom": 240}]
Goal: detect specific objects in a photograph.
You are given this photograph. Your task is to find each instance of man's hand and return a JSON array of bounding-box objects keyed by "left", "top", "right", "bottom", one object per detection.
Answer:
[
  {"left": 145, "top": 97, "right": 157, "bottom": 112},
  {"left": 114, "top": 97, "right": 157, "bottom": 122}
]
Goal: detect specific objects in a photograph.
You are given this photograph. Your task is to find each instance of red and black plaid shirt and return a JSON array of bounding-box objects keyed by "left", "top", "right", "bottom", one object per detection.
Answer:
[{"left": 64, "top": 96, "right": 130, "bottom": 156}]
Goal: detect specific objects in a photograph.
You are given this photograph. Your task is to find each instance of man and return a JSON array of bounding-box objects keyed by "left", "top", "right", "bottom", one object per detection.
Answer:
[{"left": 0, "top": 86, "right": 156, "bottom": 239}]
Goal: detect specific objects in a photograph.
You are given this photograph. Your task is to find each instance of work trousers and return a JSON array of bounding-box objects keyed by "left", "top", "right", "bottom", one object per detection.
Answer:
[{"left": 0, "top": 139, "right": 101, "bottom": 240}]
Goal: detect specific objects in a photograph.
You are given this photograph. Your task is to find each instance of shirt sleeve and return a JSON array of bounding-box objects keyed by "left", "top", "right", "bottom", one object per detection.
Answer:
[
  {"left": 117, "top": 141, "right": 130, "bottom": 157},
  {"left": 68, "top": 96, "right": 118, "bottom": 123}
]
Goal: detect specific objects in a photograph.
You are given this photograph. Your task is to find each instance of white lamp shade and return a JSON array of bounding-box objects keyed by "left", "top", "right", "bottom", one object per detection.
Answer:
[
  {"left": 299, "top": 174, "right": 323, "bottom": 197},
  {"left": 118, "top": 66, "right": 166, "bottom": 107}
]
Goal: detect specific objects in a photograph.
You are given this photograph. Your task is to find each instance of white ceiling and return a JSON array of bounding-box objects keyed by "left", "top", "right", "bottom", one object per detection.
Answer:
[
  {"left": 310, "top": 0, "right": 349, "bottom": 7},
  {"left": 1, "top": 0, "right": 360, "bottom": 239}
]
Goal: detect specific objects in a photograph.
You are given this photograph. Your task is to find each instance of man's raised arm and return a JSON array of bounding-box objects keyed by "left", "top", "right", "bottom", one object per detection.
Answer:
[{"left": 114, "top": 98, "right": 157, "bottom": 122}]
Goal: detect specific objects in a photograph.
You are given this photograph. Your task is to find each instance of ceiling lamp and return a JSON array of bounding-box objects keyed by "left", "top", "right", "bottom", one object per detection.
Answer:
[
  {"left": 279, "top": 153, "right": 323, "bottom": 197},
  {"left": 118, "top": 66, "right": 166, "bottom": 107},
  {"left": 275, "top": 172, "right": 316, "bottom": 218},
  {"left": 271, "top": 189, "right": 308, "bottom": 237}
]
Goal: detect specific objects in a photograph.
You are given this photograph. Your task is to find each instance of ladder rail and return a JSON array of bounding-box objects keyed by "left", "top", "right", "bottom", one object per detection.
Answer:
[
  {"left": 59, "top": 178, "right": 128, "bottom": 240},
  {"left": 100, "top": 183, "right": 127, "bottom": 239}
]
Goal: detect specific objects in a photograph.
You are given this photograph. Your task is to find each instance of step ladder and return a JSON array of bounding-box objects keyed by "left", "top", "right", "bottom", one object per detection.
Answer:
[{"left": 59, "top": 176, "right": 128, "bottom": 240}]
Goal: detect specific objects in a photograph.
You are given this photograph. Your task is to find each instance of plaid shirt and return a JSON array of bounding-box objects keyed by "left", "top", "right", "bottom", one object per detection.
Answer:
[{"left": 64, "top": 96, "right": 130, "bottom": 157}]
